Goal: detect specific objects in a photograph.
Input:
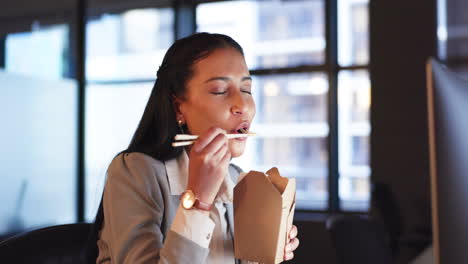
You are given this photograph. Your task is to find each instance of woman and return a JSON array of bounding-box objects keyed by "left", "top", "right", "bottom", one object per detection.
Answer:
[{"left": 91, "top": 32, "right": 299, "bottom": 263}]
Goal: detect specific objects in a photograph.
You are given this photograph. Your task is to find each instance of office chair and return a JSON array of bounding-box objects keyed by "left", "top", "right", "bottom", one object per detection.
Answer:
[
  {"left": 0, "top": 223, "right": 92, "bottom": 264},
  {"left": 326, "top": 215, "right": 393, "bottom": 264}
]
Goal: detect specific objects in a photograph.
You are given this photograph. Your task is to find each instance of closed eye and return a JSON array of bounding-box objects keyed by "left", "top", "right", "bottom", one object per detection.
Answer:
[
  {"left": 211, "top": 91, "right": 227, "bottom": 95},
  {"left": 241, "top": 87, "right": 252, "bottom": 95}
]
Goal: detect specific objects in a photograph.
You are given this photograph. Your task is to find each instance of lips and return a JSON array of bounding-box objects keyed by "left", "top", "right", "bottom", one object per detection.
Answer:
[{"left": 231, "top": 122, "right": 250, "bottom": 134}]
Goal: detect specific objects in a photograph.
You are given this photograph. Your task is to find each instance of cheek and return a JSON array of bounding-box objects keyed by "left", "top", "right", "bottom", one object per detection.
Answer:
[
  {"left": 185, "top": 102, "right": 231, "bottom": 132},
  {"left": 199, "top": 105, "right": 231, "bottom": 127}
]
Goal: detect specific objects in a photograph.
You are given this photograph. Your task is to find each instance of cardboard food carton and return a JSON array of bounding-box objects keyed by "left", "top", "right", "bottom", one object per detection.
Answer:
[{"left": 234, "top": 167, "right": 296, "bottom": 264}]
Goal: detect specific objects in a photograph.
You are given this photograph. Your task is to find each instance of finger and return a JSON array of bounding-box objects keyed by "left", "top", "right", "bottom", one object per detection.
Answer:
[
  {"left": 192, "top": 127, "right": 225, "bottom": 153},
  {"left": 219, "top": 146, "right": 232, "bottom": 165},
  {"left": 288, "top": 237, "right": 300, "bottom": 252},
  {"left": 284, "top": 252, "right": 294, "bottom": 261},
  {"left": 201, "top": 133, "right": 228, "bottom": 156},
  {"left": 289, "top": 225, "right": 298, "bottom": 239},
  {"left": 284, "top": 238, "right": 299, "bottom": 254},
  {"left": 212, "top": 142, "right": 228, "bottom": 163}
]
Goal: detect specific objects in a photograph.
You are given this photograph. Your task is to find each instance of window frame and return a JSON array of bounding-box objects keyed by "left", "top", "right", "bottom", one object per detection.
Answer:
[{"left": 82, "top": 0, "right": 371, "bottom": 217}]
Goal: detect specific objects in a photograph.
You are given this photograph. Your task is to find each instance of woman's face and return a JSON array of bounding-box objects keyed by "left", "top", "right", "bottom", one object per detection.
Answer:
[{"left": 177, "top": 47, "right": 256, "bottom": 158}]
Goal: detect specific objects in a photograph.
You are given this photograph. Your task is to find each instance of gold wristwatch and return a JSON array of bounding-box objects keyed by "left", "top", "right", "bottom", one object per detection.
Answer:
[{"left": 180, "top": 190, "right": 213, "bottom": 211}]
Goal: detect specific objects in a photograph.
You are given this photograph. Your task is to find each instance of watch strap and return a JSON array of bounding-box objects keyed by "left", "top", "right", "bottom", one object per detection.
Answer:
[
  {"left": 194, "top": 199, "right": 213, "bottom": 211},
  {"left": 180, "top": 190, "right": 213, "bottom": 211}
]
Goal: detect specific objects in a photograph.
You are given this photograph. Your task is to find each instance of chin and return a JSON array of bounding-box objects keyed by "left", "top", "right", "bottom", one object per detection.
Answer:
[{"left": 229, "top": 140, "right": 246, "bottom": 158}]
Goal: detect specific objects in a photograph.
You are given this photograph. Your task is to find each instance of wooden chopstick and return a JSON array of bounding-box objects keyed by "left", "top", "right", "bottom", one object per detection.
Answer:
[
  {"left": 172, "top": 131, "right": 256, "bottom": 148},
  {"left": 172, "top": 141, "right": 196, "bottom": 147},
  {"left": 174, "top": 133, "right": 255, "bottom": 141}
]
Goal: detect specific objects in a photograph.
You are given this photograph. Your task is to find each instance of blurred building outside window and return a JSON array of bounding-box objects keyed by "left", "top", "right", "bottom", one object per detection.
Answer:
[{"left": 197, "top": 0, "right": 370, "bottom": 211}]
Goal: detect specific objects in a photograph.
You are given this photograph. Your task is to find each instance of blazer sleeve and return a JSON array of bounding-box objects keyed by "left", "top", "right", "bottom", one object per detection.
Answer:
[{"left": 102, "top": 153, "right": 210, "bottom": 264}]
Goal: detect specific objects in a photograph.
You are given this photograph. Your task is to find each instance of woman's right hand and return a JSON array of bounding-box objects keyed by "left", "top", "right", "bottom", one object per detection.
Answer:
[{"left": 187, "top": 127, "right": 231, "bottom": 206}]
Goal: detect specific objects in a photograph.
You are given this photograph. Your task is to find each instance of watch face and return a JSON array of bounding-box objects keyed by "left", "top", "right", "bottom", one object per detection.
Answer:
[{"left": 181, "top": 190, "right": 196, "bottom": 209}]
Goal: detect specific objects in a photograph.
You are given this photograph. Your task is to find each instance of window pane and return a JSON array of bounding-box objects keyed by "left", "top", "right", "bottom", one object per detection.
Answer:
[
  {"left": 234, "top": 73, "right": 329, "bottom": 210},
  {"left": 1, "top": 25, "right": 77, "bottom": 236},
  {"left": 85, "top": 83, "right": 153, "bottom": 221},
  {"left": 197, "top": 0, "right": 325, "bottom": 69},
  {"left": 86, "top": 8, "right": 174, "bottom": 81},
  {"left": 5, "top": 25, "right": 69, "bottom": 80},
  {"left": 338, "top": 70, "right": 371, "bottom": 211},
  {"left": 338, "top": 0, "right": 369, "bottom": 66},
  {"left": 85, "top": 7, "right": 173, "bottom": 220}
]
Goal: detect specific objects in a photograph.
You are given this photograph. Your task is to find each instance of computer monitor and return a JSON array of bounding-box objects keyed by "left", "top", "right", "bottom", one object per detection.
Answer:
[{"left": 427, "top": 58, "right": 468, "bottom": 264}]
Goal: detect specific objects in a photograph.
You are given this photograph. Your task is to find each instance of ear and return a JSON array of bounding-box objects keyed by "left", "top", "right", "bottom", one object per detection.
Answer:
[{"left": 172, "top": 95, "right": 185, "bottom": 123}]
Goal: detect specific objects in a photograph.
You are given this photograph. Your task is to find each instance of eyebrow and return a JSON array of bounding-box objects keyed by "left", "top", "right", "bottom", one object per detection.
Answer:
[{"left": 204, "top": 76, "right": 252, "bottom": 83}]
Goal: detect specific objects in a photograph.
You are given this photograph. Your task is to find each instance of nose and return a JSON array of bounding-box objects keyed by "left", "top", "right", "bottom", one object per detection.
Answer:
[{"left": 230, "top": 91, "right": 250, "bottom": 116}]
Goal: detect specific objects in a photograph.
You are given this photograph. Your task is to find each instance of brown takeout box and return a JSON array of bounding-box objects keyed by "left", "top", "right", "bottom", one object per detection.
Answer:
[{"left": 234, "top": 167, "right": 296, "bottom": 264}]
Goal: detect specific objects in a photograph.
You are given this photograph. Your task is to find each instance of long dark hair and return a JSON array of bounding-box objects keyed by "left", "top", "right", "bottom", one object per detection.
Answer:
[{"left": 84, "top": 32, "right": 244, "bottom": 263}]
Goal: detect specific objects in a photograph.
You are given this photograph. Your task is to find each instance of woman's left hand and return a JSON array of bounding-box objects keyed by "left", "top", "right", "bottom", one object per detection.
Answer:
[{"left": 284, "top": 225, "right": 300, "bottom": 261}]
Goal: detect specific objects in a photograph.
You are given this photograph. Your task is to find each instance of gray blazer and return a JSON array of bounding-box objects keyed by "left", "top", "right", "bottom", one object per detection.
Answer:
[{"left": 96, "top": 152, "right": 244, "bottom": 264}]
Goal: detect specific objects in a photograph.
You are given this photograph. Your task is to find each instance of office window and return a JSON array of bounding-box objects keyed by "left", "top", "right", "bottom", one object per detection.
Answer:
[
  {"left": 197, "top": 0, "right": 370, "bottom": 211},
  {"left": 85, "top": 8, "right": 174, "bottom": 221},
  {"left": 197, "top": 0, "right": 325, "bottom": 69},
  {"left": 0, "top": 0, "right": 372, "bottom": 231},
  {"left": 0, "top": 24, "right": 77, "bottom": 234}
]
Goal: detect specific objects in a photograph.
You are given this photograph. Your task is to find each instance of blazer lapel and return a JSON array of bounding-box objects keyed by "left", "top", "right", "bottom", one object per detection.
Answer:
[{"left": 227, "top": 164, "right": 241, "bottom": 264}]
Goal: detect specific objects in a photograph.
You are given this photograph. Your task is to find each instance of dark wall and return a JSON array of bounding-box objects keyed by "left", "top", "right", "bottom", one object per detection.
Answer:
[
  {"left": 290, "top": 219, "right": 337, "bottom": 264},
  {"left": 369, "top": 0, "right": 437, "bottom": 263}
]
